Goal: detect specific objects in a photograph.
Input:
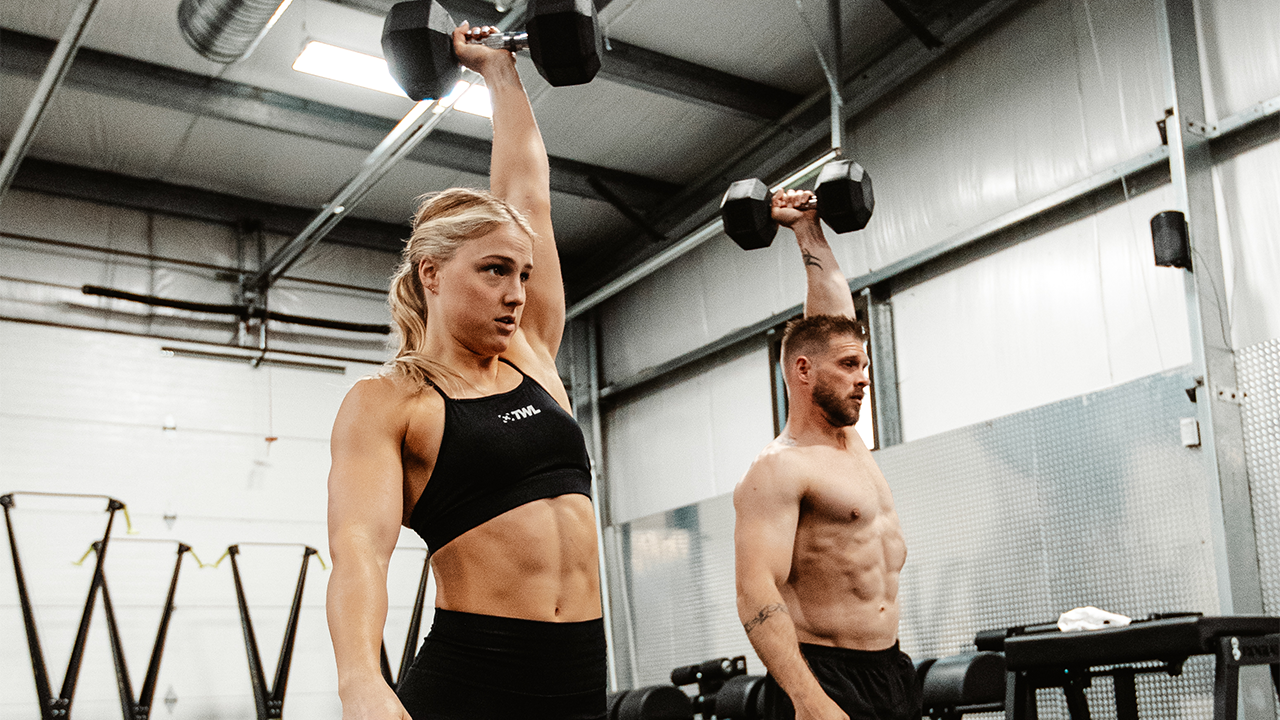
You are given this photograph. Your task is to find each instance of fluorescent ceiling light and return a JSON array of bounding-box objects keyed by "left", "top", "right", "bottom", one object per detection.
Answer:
[
  {"left": 292, "top": 41, "right": 493, "bottom": 117},
  {"left": 432, "top": 81, "right": 492, "bottom": 118},
  {"left": 293, "top": 41, "right": 406, "bottom": 97}
]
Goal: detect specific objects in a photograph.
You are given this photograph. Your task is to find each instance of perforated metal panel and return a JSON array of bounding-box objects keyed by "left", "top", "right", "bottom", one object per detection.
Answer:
[
  {"left": 1238, "top": 338, "right": 1280, "bottom": 615},
  {"left": 608, "top": 367, "right": 1227, "bottom": 719}
]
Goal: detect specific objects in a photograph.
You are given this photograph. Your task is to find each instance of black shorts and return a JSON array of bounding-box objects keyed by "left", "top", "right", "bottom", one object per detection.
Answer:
[
  {"left": 396, "top": 608, "right": 608, "bottom": 720},
  {"left": 761, "top": 642, "right": 922, "bottom": 720}
]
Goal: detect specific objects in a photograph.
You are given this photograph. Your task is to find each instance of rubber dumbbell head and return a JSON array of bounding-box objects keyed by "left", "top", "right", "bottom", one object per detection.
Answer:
[
  {"left": 382, "top": 1, "right": 462, "bottom": 102},
  {"left": 721, "top": 178, "right": 777, "bottom": 250},
  {"left": 815, "top": 159, "right": 874, "bottom": 233},
  {"left": 527, "top": 0, "right": 602, "bottom": 86}
]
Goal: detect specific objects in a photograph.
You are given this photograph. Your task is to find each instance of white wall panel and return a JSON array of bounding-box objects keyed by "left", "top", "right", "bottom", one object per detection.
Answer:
[
  {"left": 893, "top": 185, "right": 1191, "bottom": 441},
  {"left": 604, "top": 347, "right": 772, "bottom": 524},
  {"left": 0, "top": 320, "right": 402, "bottom": 719},
  {"left": 1201, "top": 0, "right": 1280, "bottom": 119},
  {"left": 1215, "top": 141, "right": 1280, "bottom": 350}
]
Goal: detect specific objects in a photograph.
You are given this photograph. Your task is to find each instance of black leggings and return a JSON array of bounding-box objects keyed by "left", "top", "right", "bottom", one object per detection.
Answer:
[
  {"left": 761, "top": 642, "right": 922, "bottom": 720},
  {"left": 396, "top": 608, "right": 608, "bottom": 720}
]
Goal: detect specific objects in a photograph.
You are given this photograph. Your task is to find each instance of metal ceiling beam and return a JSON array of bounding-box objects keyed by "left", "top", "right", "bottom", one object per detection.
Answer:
[
  {"left": 0, "top": 0, "right": 102, "bottom": 206},
  {"left": 330, "top": 0, "right": 803, "bottom": 120},
  {"left": 597, "top": 39, "right": 802, "bottom": 121},
  {"left": 564, "top": 0, "right": 1020, "bottom": 302},
  {"left": 0, "top": 29, "right": 677, "bottom": 208},
  {"left": 7, "top": 155, "right": 410, "bottom": 252}
]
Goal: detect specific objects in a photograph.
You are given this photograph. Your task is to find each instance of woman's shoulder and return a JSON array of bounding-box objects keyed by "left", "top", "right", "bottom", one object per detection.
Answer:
[{"left": 341, "top": 372, "right": 438, "bottom": 418}]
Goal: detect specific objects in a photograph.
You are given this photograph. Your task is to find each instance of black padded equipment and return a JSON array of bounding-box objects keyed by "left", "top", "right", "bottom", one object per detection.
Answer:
[
  {"left": 919, "top": 652, "right": 1006, "bottom": 720},
  {"left": 607, "top": 685, "right": 693, "bottom": 720},
  {"left": 713, "top": 673, "right": 768, "bottom": 719},
  {"left": 720, "top": 160, "right": 875, "bottom": 250},
  {"left": 382, "top": 0, "right": 600, "bottom": 102}
]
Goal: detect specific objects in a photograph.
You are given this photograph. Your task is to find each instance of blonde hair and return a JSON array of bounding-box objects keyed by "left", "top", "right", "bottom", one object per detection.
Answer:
[{"left": 386, "top": 188, "right": 536, "bottom": 390}]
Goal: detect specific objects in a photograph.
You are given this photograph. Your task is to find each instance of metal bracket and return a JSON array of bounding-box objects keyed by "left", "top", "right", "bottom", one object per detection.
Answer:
[
  {"left": 1214, "top": 383, "right": 1246, "bottom": 405},
  {"left": 1185, "top": 119, "right": 1215, "bottom": 137}
]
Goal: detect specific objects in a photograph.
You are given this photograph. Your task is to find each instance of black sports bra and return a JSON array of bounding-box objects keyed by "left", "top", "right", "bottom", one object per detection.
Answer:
[{"left": 408, "top": 359, "right": 593, "bottom": 554}]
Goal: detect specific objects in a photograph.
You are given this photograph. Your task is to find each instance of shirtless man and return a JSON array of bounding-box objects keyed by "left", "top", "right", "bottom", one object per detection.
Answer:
[{"left": 734, "top": 189, "right": 917, "bottom": 720}]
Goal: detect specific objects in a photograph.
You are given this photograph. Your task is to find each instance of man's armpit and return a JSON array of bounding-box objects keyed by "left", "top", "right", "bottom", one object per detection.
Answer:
[{"left": 743, "top": 603, "right": 789, "bottom": 635}]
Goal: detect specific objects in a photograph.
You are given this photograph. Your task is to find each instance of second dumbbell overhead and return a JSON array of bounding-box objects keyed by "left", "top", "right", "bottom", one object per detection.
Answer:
[
  {"left": 720, "top": 160, "right": 875, "bottom": 250},
  {"left": 382, "top": 0, "right": 601, "bottom": 102}
]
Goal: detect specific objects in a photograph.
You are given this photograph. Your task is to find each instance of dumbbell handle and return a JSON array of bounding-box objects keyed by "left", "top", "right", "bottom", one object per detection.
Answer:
[{"left": 472, "top": 31, "right": 529, "bottom": 52}]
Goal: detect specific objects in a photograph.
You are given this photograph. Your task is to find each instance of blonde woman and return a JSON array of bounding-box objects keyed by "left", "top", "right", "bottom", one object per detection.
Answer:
[{"left": 326, "top": 23, "right": 604, "bottom": 720}]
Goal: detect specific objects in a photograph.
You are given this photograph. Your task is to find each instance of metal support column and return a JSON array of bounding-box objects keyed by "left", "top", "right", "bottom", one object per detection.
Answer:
[
  {"left": 1155, "top": 0, "right": 1270, "bottom": 717},
  {"left": 566, "top": 315, "right": 629, "bottom": 690},
  {"left": 864, "top": 285, "right": 902, "bottom": 448}
]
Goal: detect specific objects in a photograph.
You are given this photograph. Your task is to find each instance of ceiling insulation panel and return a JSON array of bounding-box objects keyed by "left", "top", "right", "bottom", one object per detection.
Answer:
[
  {"left": 0, "top": 76, "right": 200, "bottom": 179},
  {"left": 159, "top": 114, "right": 375, "bottom": 207},
  {"left": 528, "top": 74, "right": 769, "bottom": 184}
]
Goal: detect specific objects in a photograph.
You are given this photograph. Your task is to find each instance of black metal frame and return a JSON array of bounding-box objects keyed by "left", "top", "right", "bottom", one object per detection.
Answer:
[
  {"left": 1, "top": 492, "right": 124, "bottom": 720},
  {"left": 1003, "top": 631, "right": 1279, "bottom": 720},
  {"left": 93, "top": 541, "right": 194, "bottom": 720},
  {"left": 226, "top": 544, "right": 321, "bottom": 720},
  {"left": 378, "top": 552, "right": 432, "bottom": 691}
]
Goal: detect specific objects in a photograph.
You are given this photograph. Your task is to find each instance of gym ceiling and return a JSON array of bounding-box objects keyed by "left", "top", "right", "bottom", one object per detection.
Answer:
[{"left": 0, "top": 0, "right": 1015, "bottom": 305}]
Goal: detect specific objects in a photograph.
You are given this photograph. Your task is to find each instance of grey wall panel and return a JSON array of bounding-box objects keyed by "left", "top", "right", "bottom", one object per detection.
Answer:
[
  {"left": 1237, "top": 338, "right": 1280, "bottom": 615},
  {"left": 604, "top": 345, "right": 773, "bottom": 524},
  {"left": 1201, "top": 0, "right": 1280, "bottom": 119},
  {"left": 1214, "top": 140, "right": 1280, "bottom": 350},
  {"left": 610, "top": 368, "right": 1223, "bottom": 718},
  {"left": 892, "top": 183, "right": 1191, "bottom": 441},
  {"left": 611, "top": 495, "right": 764, "bottom": 687},
  {"left": 881, "top": 367, "right": 1220, "bottom": 658}
]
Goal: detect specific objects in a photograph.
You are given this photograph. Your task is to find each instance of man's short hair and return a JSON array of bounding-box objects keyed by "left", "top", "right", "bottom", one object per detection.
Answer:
[{"left": 780, "top": 314, "right": 866, "bottom": 369}]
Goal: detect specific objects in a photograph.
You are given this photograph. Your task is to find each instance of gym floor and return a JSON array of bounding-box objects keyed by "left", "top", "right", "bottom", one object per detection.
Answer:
[{"left": 2, "top": 0, "right": 1279, "bottom": 718}]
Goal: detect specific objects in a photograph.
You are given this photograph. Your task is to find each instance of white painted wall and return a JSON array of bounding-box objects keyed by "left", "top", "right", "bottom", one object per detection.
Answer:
[
  {"left": 0, "top": 320, "right": 432, "bottom": 720},
  {"left": 0, "top": 189, "right": 423, "bottom": 718},
  {"left": 892, "top": 183, "right": 1192, "bottom": 440}
]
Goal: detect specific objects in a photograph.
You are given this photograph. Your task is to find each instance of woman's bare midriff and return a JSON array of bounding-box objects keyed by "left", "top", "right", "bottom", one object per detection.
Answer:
[{"left": 426, "top": 493, "right": 602, "bottom": 622}]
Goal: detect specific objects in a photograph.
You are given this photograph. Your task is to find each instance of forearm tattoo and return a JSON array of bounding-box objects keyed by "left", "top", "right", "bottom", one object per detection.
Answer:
[
  {"left": 801, "top": 250, "right": 823, "bottom": 269},
  {"left": 743, "top": 603, "right": 789, "bottom": 635}
]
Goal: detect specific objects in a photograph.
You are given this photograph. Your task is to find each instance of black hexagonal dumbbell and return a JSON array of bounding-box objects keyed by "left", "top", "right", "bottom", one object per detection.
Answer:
[
  {"left": 382, "top": 0, "right": 601, "bottom": 102},
  {"left": 719, "top": 159, "right": 875, "bottom": 250}
]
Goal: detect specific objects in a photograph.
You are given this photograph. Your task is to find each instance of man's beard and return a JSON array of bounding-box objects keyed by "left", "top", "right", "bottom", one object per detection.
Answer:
[{"left": 812, "top": 375, "right": 861, "bottom": 427}]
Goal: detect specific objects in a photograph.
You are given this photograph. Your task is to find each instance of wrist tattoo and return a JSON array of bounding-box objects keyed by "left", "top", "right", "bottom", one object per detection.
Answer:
[
  {"left": 743, "top": 603, "right": 789, "bottom": 635},
  {"left": 801, "top": 250, "right": 823, "bottom": 269}
]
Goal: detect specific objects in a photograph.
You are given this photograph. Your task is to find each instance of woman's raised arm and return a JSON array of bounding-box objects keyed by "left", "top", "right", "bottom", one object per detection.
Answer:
[{"left": 454, "top": 24, "right": 564, "bottom": 359}]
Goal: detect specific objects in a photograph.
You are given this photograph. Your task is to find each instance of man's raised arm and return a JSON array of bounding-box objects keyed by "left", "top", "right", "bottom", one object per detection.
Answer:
[
  {"left": 734, "top": 454, "right": 849, "bottom": 720},
  {"left": 773, "top": 190, "right": 856, "bottom": 320}
]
